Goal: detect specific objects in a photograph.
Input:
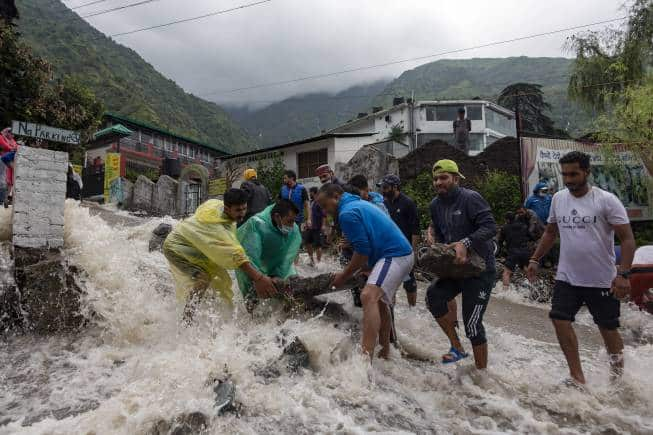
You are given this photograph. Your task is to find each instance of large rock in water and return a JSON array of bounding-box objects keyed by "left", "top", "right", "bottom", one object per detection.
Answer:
[
  {"left": 154, "top": 175, "right": 178, "bottom": 216},
  {"left": 9, "top": 247, "right": 86, "bottom": 333},
  {"left": 275, "top": 273, "right": 367, "bottom": 298},
  {"left": 149, "top": 223, "right": 173, "bottom": 252},
  {"left": 132, "top": 175, "right": 155, "bottom": 213},
  {"left": 417, "top": 243, "right": 486, "bottom": 279}
]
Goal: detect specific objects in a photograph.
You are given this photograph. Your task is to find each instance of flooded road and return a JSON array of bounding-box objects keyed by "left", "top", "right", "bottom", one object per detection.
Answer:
[{"left": 1, "top": 202, "right": 652, "bottom": 434}]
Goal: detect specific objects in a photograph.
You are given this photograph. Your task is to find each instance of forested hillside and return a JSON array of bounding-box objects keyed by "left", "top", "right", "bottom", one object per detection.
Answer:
[{"left": 16, "top": 0, "right": 252, "bottom": 153}]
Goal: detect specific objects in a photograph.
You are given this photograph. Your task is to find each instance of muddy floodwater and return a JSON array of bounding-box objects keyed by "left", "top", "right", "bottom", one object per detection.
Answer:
[{"left": 1, "top": 202, "right": 653, "bottom": 434}]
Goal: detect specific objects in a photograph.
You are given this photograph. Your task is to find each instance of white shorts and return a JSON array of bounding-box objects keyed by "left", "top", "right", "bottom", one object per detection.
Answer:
[{"left": 367, "top": 254, "right": 415, "bottom": 305}]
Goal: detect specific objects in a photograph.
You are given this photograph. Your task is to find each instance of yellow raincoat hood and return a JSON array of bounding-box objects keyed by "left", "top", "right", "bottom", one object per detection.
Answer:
[{"left": 163, "top": 200, "right": 248, "bottom": 303}]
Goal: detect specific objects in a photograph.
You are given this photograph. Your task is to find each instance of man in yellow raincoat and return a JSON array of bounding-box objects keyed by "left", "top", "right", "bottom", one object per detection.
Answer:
[
  {"left": 163, "top": 188, "right": 278, "bottom": 320},
  {"left": 236, "top": 199, "right": 302, "bottom": 303}
]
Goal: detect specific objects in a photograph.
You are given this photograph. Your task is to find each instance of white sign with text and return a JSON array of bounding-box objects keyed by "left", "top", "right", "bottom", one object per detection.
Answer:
[{"left": 11, "top": 120, "right": 80, "bottom": 145}]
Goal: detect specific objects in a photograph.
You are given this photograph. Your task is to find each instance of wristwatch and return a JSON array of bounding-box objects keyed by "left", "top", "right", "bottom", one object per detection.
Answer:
[{"left": 618, "top": 270, "right": 631, "bottom": 279}]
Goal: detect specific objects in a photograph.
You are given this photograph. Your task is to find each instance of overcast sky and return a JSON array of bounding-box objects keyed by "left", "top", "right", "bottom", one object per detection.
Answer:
[{"left": 63, "top": 0, "right": 623, "bottom": 108}]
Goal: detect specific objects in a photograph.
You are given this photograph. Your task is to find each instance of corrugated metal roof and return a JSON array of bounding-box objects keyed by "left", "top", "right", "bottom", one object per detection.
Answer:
[{"left": 92, "top": 123, "right": 133, "bottom": 140}]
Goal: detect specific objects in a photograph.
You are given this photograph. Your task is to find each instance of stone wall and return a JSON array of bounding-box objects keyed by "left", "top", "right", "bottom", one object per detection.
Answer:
[
  {"left": 132, "top": 175, "right": 155, "bottom": 212},
  {"left": 335, "top": 144, "right": 399, "bottom": 187},
  {"left": 399, "top": 137, "right": 521, "bottom": 186},
  {"left": 12, "top": 146, "right": 68, "bottom": 249}
]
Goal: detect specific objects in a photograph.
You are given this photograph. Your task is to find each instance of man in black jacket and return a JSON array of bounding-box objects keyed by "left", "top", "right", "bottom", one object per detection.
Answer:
[
  {"left": 240, "top": 168, "right": 272, "bottom": 224},
  {"left": 426, "top": 159, "right": 497, "bottom": 369},
  {"left": 498, "top": 211, "right": 532, "bottom": 290}
]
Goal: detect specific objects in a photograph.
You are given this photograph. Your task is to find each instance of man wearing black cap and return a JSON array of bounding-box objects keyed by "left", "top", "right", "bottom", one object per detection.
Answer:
[
  {"left": 379, "top": 174, "right": 420, "bottom": 307},
  {"left": 453, "top": 107, "right": 471, "bottom": 153}
]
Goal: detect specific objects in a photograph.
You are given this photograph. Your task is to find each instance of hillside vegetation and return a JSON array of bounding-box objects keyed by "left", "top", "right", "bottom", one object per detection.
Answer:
[{"left": 16, "top": 0, "right": 252, "bottom": 153}]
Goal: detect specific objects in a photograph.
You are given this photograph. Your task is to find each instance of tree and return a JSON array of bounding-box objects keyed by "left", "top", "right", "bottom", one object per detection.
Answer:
[
  {"left": 0, "top": 22, "right": 103, "bottom": 150},
  {"left": 388, "top": 124, "right": 404, "bottom": 142},
  {"left": 256, "top": 155, "right": 285, "bottom": 196},
  {"left": 567, "top": 0, "right": 653, "bottom": 111},
  {"left": 567, "top": 0, "right": 653, "bottom": 161},
  {"left": 497, "top": 83, "right": 557, "bottom": 135}
]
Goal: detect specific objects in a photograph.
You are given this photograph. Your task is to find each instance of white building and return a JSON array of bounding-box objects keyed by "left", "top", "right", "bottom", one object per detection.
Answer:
[
  {"left": 329, "top": 99, "right": 516, "bottom": 155},
  {"left": 220, "top": 132, "right": 394, "bottom": 188}
]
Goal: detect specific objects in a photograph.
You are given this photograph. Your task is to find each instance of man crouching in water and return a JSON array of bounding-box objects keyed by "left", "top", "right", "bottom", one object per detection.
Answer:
[
  {"left": 163, "top": 188, "right": 278, "bottom": 321},
  {"left": 318, "top": 183, "right": 413, "bottom": 359}
]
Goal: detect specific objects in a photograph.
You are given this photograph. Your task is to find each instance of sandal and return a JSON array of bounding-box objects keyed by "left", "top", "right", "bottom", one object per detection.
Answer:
[{"left": 442, "top": 347, "right": 468, "bottom": 364}]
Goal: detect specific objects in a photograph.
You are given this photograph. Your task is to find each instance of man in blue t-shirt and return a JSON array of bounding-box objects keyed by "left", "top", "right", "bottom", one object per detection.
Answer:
[
  {"left": 279, "top": 170, "right": 310, "bottom": 226},
  {"left": 318, "top": 183, "right": 413, "bottom": 360}
]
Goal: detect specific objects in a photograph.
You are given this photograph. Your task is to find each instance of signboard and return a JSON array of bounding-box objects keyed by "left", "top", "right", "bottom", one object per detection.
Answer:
[
  {"left": 208, "top": 178, "right": 227, "bottom": 196},
  {"left": 11, "top": 120, "right": 80, "bottom": 145},
  {"left": 521, "top": 138, "right": 653, "bottom": 221},
  {"left": 103, "top": 153, "right": 121, "bottom": 203}
]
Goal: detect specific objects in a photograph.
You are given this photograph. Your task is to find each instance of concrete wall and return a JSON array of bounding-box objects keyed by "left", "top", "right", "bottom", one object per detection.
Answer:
[{"left": 12, "top": 146, "right": 68, "bottom": 249}]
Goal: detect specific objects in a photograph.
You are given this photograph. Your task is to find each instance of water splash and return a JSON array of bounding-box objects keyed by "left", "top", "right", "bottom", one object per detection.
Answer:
[{"left": 0, "top": 202, "right": 652, "bottom": 434}]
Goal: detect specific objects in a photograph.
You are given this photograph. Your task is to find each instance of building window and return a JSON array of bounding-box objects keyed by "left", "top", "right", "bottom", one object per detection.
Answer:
[
  {"left": 466, "top": 105, "right": 483, "bottom": 121},
  {"left": 426, "top": 105, "right": 459, "bottom": 121},
  {"left": 154, "top": 135, "right": 163, "bottom": 148},
  {"left": 297, "top": 149, "right": 328, "bottom": 179}
]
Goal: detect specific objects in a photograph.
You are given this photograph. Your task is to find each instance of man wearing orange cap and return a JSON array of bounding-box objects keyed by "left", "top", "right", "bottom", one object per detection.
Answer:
[
  {"left": 240, "top": 168, "right": 272, "bottom": 224},
  {"left": 316, "top": 164, "right": 344, "bottom": 186}
]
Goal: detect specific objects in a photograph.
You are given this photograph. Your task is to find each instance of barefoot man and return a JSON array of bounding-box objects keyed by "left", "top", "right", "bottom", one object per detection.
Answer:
[
  {"left": 527, "top": 151, "right": 635, "bottom": 385},
  {"left": 318, "top": 183, "right": 413, "bottom": 359}
]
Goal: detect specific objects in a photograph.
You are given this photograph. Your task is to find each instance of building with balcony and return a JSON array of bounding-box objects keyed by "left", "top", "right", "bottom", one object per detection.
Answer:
[
  {"left": 85, "top": 112, "right": 230, "bottom": 179},
  {"left": 329, "top": 99, "right": 516, "bottom": 155}
]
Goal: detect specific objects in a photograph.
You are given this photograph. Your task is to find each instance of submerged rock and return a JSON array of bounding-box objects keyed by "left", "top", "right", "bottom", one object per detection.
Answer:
[
  {"left": 3, "top": 247, "right": 86, "bottom": 333},
  {"left": 148, "top": 223, "right": 172, "bottom": 252},
  {"left": 147, "top": 412, "right": 209, "bottom": 435},
  {"left": 255, "top": 336, "right": 311, "bottom": 380},
  {"left": 213, "top": 379, "right": 236, "bottom": 415},
  {"left": 417, "top": 243, "right": 486, "bottom": 279}
]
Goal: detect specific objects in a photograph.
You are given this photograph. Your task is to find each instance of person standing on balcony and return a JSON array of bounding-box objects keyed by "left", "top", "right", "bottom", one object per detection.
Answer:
[
  {"left": 240, "top": 168, "right": 272, "bottom": 225},
  {"left": 453, "top": 107, "right": 471, "bottom": 153}
]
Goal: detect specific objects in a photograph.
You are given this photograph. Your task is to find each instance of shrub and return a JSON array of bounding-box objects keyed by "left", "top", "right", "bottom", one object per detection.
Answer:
[
  {"left": 256, "top": 156, "right": 285, "bottom": 197},
  {"left": 402, "top": 171, "right": 435, "bottom": 230},
  {"left": 475, "top": 170, "right": 522, "bottom": 224}
]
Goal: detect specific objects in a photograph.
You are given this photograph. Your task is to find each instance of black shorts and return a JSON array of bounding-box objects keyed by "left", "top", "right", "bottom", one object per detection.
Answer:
[
  {"left": 303, "top": 228, "right": 323, "bottom": 247},
  {"left": 505, "top": 250, "right": 530, "bottom": 272},
  {"left": 549, "top": 280, "right": 620, "bottom": 330},
  {"left": 426, "top": 271, "right": 495, "bottom": 346}
]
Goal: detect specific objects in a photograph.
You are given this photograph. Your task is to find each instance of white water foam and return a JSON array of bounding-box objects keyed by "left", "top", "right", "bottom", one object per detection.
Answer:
[{"left": 1, "top": 201, "right": 652, "bottom": 434}]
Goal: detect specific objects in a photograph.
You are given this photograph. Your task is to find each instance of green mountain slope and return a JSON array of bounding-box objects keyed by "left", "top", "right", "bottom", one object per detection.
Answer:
[
  {"left": 15, "top": 0, "right": 252, "bottom": 153},
  {"left": 227, "top": 80, "right": 389, "bottom": 147},
  {"left": 374, "top": 57, "right": 591, "bottom": 136},
  {"left": 234, "top": 57, "right": 592, "bottom": 145}
]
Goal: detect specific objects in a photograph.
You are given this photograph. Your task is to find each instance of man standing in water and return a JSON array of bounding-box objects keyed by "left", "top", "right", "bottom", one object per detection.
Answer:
[
  {"left": 427, "top": 160, "right": 496, "bottom": 368},
  {"left": 527, "top": 151, "right": 635, "bottom": 385},
  {"left": 163, "top": 188, "right": 278, "bottom": 321},
  {"left": 318, "top": 183, "right": 413, "bottom": 360},
  {"left": 378, "top": 174, "right": 420, "bottom": 307},
  {"left": 236, "top": 199, "right": 302, "bottom": 308}
]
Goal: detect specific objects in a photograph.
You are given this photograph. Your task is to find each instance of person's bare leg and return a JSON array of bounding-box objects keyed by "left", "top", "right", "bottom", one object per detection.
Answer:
[
  {"left": 447, "top": 298, "right": 458, "bottom": 328},
  {"left": 599, "top": 327, "right": 624, "bottom": 379},
  {"left": 436, "top": 311, "right": 464, "bottom": 352},
  {"left": 378, "top": 301, "right": 392, "bottom": 359},
  {"left": 306, "top": 244, "right": 314, "bottom": 264},
  {"left": 502, "top": 268, "right": 512, "bottom": 290},
  {"left": 406, "top": 291, "right": 417, "bottom": 307},
  {"left": 472, "top": 343, "right": 488, "bottom": 369},
  {"left": 316, "top": 246, "right": 322, "bottom": 263},
  {"left": 552, "top": 319, "right": 586, "bottom": 384},
  {"left": 183, "top": 281, "right": 208, "bottom": 324},
  {"left": 360, "top": 285, "right": 383, "bottom": 358}
]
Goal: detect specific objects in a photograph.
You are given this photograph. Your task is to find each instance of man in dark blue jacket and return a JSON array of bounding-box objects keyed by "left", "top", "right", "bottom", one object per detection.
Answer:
[
  {"left": 524, "top": 182, "right": 552, "bottom": 224},
  {"left": 319, "top": 183, "right": 413, "bottom": 360},
  {"left": 427, "top": 159, "right": 497, "bottom": 369}
]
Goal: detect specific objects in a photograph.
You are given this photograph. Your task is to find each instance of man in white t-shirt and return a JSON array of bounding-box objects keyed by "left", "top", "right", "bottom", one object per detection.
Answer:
[{"left": 527, "top": 151, "right": 636, "bottom": 385}]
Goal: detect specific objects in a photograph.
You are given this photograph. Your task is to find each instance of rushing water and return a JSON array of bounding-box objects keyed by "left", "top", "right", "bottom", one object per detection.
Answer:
[{"left": 1, "top": 201, "right": 653, "bottom": 434}]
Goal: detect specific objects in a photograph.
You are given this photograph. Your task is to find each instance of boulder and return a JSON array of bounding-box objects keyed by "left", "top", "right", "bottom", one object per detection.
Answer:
[
  {"left": 254, "top": 336, "right": 311, "bottom": 380},
  {"left": 274, "top": 273, "right": 366, "bottom": 299},
  {"left": 132, "top": 175, "right": 155, "bottom": 213},
  {"left": 154, "top": 175, "right": 178, "bottom": 216},
  {"left": 417, "top": 243, "right": 486, "bottom": 279},
  {"left": 212, "top": 380, "right": 236, "bottom": 415},
  {"left": 149, "top": 223, "right": 173, "bottom": 252},
  {"left": 10, "top": 247, "right": 86, "bottom": 333},
  {"left": 147, "top": 412, "right": 209, "bottom": 435}
]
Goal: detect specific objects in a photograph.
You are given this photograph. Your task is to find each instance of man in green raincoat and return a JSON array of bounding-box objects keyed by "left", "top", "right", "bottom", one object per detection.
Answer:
[
  {"left": 236, "top": 199, "right": 302, "bottom": 301},
  {"left": 163, "top": 188, "right": 278, "bottom": 320}
]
